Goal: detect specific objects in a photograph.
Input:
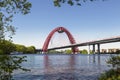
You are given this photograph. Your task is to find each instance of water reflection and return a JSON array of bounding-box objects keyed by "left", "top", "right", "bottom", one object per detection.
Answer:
[
  {"left": 43, "top": 54, "right": 104, "bottom": 75},
  {"left": 44, "top": 55, "right": 55, "bottom": 74},
  {"left": 13, "top": 54, "right": 112, "bottom": 80},
  {"left": 43, "top": 54, "right": 78, "bottom": 80},
  {"left": 93, "top": 54, "right": 96, "bottom": 63},
  {"left": 92, "top": 54, "right": 101, "bottom": 65},
  {"left": 98, "top": 54, "right": 101, "bottom": 65},
  {"left": 43, "top": 54, "right": 76, "bottom": 74},
  {"left": 69, "top": 55, "right": 75, "bottom": 70}
]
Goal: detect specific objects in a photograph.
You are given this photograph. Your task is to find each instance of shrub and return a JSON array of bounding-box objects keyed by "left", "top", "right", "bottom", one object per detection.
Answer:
[
  {"left": 99, "top": 55, "right": 120, "bottom": 80},
  {"left": 0, "top": 55, "right": 30, "bottom": 80}
]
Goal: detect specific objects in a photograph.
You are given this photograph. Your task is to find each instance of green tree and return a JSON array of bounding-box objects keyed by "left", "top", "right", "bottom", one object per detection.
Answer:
[
  {"left": 0, "top": 0, "right": 31, "bottom": 80},
  {"left": 26, "top": 46, "right": 36, "bottom": 53},
  {"left": 15, "top": 44, "right": 27, "bottom": 53},
  {"left": 115, "top": 49, "right": 120, "bottom": 54},
  {"left": 0, "top": 40, "right": 16, "bottom": 54},
  {"left": 90, "top": 50, "right": 94, "bottom": 54},
  {"left": 81, "top": 49, "right": 88, "bottom": 54},
  {"left": 99, "top": 56, "right": 120, "bottom": 80},
  {"left": 48, "top": 50, "right": 57, "bottom": 53},
  {"left": 65, "top": 49, "right": 72, "bottom": 54},
  {"left": 0, "top": 55, "right": 30, "bottom": 80},
  {"left": 53, "top": 0, "right": 104, "bottom": 7},
  {"left": 0, "top": 0, "right": 31, "bottom": 40},
  {"left": 0, "top": 49, "right": 3, "bottom": 54},
  {"left": 107, "top": 56, "right": 120, "bottom": 70}
]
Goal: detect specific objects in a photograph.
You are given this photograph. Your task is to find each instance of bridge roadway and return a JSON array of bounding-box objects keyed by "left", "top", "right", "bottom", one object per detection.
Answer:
[{"left": 48, "top": 36, "right": 120, "bottom": 53}]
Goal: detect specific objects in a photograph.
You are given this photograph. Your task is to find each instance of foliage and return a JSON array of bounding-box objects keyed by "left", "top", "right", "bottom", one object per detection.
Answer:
[
  {"left": 48, "top": 50, "right": 58, "bottom": 53},
  {"left": 116, "top": 50, "right": 120, "bottom": 54},
  {"left": 0, "top": 0, "right": 31, "bottom": 39},
  {"left": 0, "top": 40, "right": 36, "bottom": 54},
  {"left": 0, "top": 0, "right": 32, "bottom": 80},
  {"left": 15, "top": 44, "right": 36, "bottom": 54},
  {"left": 80, "top": 49, "right": 88, "bottom": 54},
  {"left": 99, "top": 69, "right": 120, "bottom": 80},
  {"left": 0, "top": 49, "right": 3, "bottom": 54},
  {"left": 53, "top": 0, "right": 104, "bottom": 7},
  {"left": 65, "top": 49, "right": 72, "bottom": 54},
  {"left": 90, "top": 50, "right": 94, "bottom": 54},
  {"left": 0, "top": 55, "right": 30, "bottom": 80},
  {"left": 99, "top": 56, "right": 120, "bottom": 80},
  {"left": 0, "top": 39, "right": 16, "bottom": 54},
  {"left": 80, "top": 50, "right": 94, "bottom": 54},
  {"left": 107, "top": 56, "right": 120, "bottom": 71},
  {"left": 26, "top": 46, "right": 36, "bottom": 53},
  {"left": 15, "top": 44, "right": 27, "bottom": 53}
]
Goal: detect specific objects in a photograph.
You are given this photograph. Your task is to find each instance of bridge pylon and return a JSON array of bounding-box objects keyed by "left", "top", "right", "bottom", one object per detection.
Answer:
[{"left": 42, "top": 27, "right": 79, "bottom": 53}]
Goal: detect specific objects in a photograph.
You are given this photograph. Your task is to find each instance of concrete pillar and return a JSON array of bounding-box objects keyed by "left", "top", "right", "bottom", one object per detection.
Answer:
[
  {"left": 93, "top": 44, "right": 95, "bottom": 54},
  {"left": 97, "top": 44, "right": 100, "bottom": 54},
  {"left": 88, "top": 45, "right": 90, "bottom": 54}
]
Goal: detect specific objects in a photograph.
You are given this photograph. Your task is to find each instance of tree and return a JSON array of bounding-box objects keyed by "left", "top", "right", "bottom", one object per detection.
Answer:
[
  {"left": 65, "top": 49, "right": 72, "bottom": 54},
  {"left": 90, "top": 50, "right": 94, "bottom": 54},
  {"left": 99, "top": 56, "right": 120, "bottom": 80},
  {"left": 0, "top": 40, "right": 16, "bottom": 54},
  {"left": 0, "top": 0, "right": 31, "bottom": 40},
  {"left": 26, "top": 46, "right": 36, "bottom": 53},
  {"left": 0, "top": 1, "right": 32, "bottom": 80},
  {"left": 48, "top": 50, "right": 57, "bottom": 53},
  {"left": 0, "top": 55, "right": 30, "bottom": 80},
  {"left": 15, "top": 44, "right": 27, "bottom": 53},
  {"left": 53, "top": 0, "right": 104, "bottom": 7},
  {"left": 81, "top": 49, "right": 88, "bottom": 54}
]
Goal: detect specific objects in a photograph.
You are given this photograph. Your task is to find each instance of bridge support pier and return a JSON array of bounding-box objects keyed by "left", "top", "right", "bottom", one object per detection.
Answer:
[
  {"left": 93, "top": 44, "right": 95, "bottom": 54},
  {"left": 88, "top": 45, "right": 90, "bottom": 54},
  {"left": 97, "top": 44, "right": 100, "bottom": 54}
]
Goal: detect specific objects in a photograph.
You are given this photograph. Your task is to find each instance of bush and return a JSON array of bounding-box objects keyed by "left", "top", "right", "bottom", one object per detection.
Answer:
[
  {"left": 99, "top": 69, "right": 120, "bottom": 80},
  {"left": 0, "top": 50, "right": 3, "bottom": 54},
  {"left": 0, "top": 55, "right": 30, "bottom": 80},
  {"left": 99, "top": 55, "right": 120, "bottom": 80}
]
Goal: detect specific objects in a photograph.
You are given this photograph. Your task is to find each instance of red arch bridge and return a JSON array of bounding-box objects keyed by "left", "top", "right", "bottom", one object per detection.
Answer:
[{"left": 36, "top": 27, "right": 120, "bottom": 54}]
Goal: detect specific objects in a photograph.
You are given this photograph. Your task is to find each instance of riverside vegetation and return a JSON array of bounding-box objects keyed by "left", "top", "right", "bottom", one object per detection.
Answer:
[
  {"left": 0, "top": 55, "right": 30, "bottom": 80},
  {"left": 0, "top": 40, "right": 35, "bottom": 80},
  {"left": 0, "top": 39, "right": 35, "bottom": 80},
  {"left": 99, "top": 55, "right": 120, "bottom": 80},
  {"left": 0, "top": 0, "right": 32, "bottom": 79}
]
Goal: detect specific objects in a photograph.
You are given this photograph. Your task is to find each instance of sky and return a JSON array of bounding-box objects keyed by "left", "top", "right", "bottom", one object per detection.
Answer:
[{"left": 12, "top": 0, "right": 120, "bottom": 50}]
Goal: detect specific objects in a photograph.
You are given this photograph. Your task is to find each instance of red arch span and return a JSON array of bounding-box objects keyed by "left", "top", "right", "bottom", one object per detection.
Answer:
[{"left": 42, "top": 27, "right": 79, "bottom": 53}]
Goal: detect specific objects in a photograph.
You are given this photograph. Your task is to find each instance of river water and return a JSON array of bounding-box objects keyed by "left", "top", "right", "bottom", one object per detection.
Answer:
[{"left": 13, "top": 54, "right": 113, "bottom": 80}]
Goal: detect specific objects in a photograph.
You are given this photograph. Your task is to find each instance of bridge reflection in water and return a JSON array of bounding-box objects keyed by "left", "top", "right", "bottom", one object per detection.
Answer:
[
  {"left": 13, "top": 54, "right": 112, "bottom": 80},
  {"left": 44, "top": 54, "right": 76, "bottom": 74}
]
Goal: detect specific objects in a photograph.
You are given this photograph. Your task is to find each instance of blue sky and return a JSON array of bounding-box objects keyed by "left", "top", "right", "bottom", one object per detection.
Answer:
[{"left": 12, "top": 0, "right": 120, "bottom": 49}]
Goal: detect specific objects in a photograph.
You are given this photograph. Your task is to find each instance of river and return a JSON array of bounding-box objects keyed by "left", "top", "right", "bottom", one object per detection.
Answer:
[{"left": 13, "top": 54, "right": 114, "bottom": 80}]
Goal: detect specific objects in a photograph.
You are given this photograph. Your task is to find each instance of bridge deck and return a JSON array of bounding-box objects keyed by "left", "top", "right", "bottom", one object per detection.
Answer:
[{"left": 48, "top": 36, "right": 120, "bottom": 50}]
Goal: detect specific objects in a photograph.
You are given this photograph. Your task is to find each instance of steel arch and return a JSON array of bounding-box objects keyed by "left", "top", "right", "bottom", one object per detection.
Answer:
[{"left": 42, "top": 27, "right": 79, "bottom": 53}]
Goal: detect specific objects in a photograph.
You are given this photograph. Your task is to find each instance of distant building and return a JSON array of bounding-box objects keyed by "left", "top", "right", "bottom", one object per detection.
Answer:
[
  {"left": 101, "top": 49, "right": 107, "bottom": 53},
  {"left": 108, "top": 48, "right": 120, "bottom": 53}
]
